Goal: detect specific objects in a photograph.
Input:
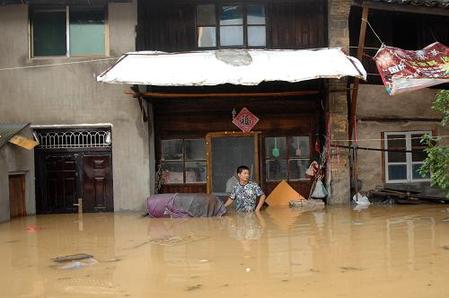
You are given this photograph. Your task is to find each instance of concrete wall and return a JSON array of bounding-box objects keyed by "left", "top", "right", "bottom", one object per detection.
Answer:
[
  {"left": 0, "top": 128, "right": 35, "bottom": 222},
  {"left": 356, "top": 84, "right": 449, "bottom": 192},
  {"left": 326, "top": 2, "right": 448, "bottom": 201},
  {"left": 0, "top": 1, "right": 153, "bottom": 211},
  {"left": 357, "top": 84, "right": 441, "bottom": 120}
]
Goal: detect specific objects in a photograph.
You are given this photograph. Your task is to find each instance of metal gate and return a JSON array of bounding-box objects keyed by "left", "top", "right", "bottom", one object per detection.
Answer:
[{"left": 34, "top": 127, "right": 113, "bottom": 214}]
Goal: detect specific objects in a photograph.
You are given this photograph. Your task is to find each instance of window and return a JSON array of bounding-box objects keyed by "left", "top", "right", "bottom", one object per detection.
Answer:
[
  {"left": 246, "top": 4, "right": 266, "bottom": 47},
  {"left": 196, "top": 4, "right": 266, "bottom": 48},
  {"left": 384, "top": 131, "right": 431, "bottom": 183},
  {"left": 31, "top": 6, "right": 106, "bottom": 57},
  {"left": 264, "top": 136, "right": 310, "bottom": 182},
  {"left": 220, "top": 5, "right": 244, "bottom": 46},
  {"left": 160, "top": 139, "right": 206, "bottom": 184},
  {"left": 197, "top": 5, "right": 217, "bottom": 48}
]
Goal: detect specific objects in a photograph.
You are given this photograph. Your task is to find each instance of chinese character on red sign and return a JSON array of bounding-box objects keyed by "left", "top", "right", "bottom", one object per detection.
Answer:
[{"left": 232, "top": 107, "right": 259, "bottom": 133}]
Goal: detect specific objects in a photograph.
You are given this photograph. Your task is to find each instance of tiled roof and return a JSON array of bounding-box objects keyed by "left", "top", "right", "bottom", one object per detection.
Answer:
[{"left": 0, "top": 123, "right": 29, "bottom": 149}]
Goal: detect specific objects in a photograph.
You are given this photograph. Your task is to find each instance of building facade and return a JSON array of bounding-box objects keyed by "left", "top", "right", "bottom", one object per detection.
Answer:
[
  {"left": 0, "top": 0, "right": 152, "bottom": 215},
  {"left": 1, "top": 0, "right": 447, "bottom": 218}
]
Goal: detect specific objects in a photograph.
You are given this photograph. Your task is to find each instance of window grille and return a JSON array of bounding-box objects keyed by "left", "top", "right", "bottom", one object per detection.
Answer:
[{"left": 35, "top": 129, "right": 112, "bottom": 149}]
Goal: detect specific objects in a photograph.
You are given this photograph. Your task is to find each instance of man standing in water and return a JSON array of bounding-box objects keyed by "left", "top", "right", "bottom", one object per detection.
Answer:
[{"left": 224, "top": 165, "right": 266, "bottom": 213}]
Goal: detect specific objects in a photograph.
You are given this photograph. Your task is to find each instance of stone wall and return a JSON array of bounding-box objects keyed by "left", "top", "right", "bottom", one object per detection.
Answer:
[{"left": 326, "top": 0, "right": 352, "bottom": 203}]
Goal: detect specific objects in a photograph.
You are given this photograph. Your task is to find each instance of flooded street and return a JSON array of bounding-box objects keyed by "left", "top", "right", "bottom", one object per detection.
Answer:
[{"left": 2, "top": 205, "right": 449, "bottom": 297}]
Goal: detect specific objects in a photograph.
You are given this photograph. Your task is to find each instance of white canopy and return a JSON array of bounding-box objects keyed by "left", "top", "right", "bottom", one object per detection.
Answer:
[{"left": 97, "top": 48, "right": 366, "bottom": 86}]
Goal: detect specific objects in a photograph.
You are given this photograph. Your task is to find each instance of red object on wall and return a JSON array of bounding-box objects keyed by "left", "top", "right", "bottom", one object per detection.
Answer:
[{"left": 232, "top": 108, "right": 259, "bottom": 133}]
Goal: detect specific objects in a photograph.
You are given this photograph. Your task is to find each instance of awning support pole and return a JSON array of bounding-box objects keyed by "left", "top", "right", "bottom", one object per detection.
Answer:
[{"left": 349, "top": 6, "right": 369, "bottom": 196}]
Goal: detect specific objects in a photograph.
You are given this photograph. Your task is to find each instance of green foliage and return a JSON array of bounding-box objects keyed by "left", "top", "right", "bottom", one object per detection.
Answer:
[
  {"left": 434, "top": 90, "right": 449, "bottom": 127},
  {"left": 419, "top": 90, "right": 449, "bottom": 197},
  {"left": 419, "top": 135, "right": 449, "bottom": 197}
]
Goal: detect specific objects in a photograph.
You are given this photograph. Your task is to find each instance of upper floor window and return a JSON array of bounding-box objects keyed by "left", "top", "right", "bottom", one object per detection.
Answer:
[
  {"left": 31, "top": 6, "right": 107, "bottom": 57},
  {"left": 196, "top": 4, "right": 266, "bottom": 48},
  {"left": 384, "top": 131, "right": 431, "bottom": 183}
]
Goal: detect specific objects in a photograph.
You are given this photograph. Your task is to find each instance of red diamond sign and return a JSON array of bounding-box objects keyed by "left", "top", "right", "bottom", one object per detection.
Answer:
[{"left": 232, "top": 107, "right": 259, "bottom": 133}]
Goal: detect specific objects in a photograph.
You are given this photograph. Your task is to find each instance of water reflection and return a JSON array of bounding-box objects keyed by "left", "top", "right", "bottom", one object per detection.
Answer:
[{"left": 226, "top": 212, "right": 265, "bottom": 241}]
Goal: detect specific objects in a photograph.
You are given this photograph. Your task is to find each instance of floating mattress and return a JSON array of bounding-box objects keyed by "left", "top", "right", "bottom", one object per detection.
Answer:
[{"left": 147, "top": 193, "right": 226, "bottom": 218}]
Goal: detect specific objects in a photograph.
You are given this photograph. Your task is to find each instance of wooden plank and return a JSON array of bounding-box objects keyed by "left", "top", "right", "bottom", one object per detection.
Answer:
[
  {"left": 359, "top": 117, "right": 443, "bottom": 122},
  {"left": 349, "top": 6, "right": 369, "bottom": 141},
  {"left": 349, "top": 6, "right": 369, "bottom": 196},
  {"left": 137, "top": 90, "right": 320, "bottom": 98},
  {"left": 206, "top": 134, "right": 212, "bottom": 194},
  {"left": 254, "top": 132, "right": 261, "bottom": 185}
]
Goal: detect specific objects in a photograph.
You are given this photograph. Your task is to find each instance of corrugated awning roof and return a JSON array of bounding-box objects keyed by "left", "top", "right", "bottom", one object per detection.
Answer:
[
  {"left": 0, "top": 123, "right": 29, "bottom": 149},
  {"left": 97, "top": 48, "right": 366, "bottom": 87},
  {"left": 365, "top": 0, "right": 449, "bottom": 8}
]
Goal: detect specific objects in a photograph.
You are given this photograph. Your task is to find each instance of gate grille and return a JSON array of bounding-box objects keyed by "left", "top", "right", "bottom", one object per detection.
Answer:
[{"left": 35, "top": 129, "right": 112, "bottom": 149}]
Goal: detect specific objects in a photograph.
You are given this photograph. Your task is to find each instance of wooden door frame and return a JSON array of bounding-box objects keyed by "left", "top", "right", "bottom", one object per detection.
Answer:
[
  {"left": 9, "top": 174, "right": 27, "bottom": 218},
  {"left": 206, "top": 131, "right": 261, "bottom": 194},
  {"left": 35, "top": 149, "right": 113, "bottom": 214}
]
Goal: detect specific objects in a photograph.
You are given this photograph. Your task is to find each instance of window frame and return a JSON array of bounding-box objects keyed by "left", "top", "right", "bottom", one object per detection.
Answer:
[
  {"left": 29, "top": 5, "right": 109, "bottom": 59},
  {"left": 195, "top": 3, "right": 267, "bottom": 49},
  {"left": 160, "top": 138, "right": 207, "bottom": 185},
  {"left": 384, "top": 131, "right": 431, "bottom": 183},
  {"left": 264, "top": 135, "right": 311, "bottom": 183}
]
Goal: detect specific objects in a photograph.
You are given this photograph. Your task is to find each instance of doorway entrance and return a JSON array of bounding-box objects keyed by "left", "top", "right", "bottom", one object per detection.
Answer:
[
  {"left": 9, "top": 174, "right": 26, "bottom": 218},
  {"left": 34, "top": 128, "right": 113, "bottom": 214},
  {"left": 206, "top": 132, "right": 260, "bottom": 198}
]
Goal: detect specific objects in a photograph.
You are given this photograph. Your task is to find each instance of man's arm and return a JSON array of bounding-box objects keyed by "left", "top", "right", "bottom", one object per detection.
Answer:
[
  {"left": 255, "top": 209, "right": 266, "bottom": 227},
  {"left": 224, "top": 197, "right": 234, "bottom": 208},
  {"left": 255, "top": 195, "right": 266, "bottom": 212}
]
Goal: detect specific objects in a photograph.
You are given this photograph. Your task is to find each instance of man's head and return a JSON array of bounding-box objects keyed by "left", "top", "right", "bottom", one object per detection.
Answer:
[{"left": 236, "top": 165, "right": 250, "bottom": 183}]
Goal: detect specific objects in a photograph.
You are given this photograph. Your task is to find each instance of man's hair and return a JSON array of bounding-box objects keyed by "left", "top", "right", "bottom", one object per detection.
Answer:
[{"left": 236, "top": 165, "right": 250, "bottom": 174}]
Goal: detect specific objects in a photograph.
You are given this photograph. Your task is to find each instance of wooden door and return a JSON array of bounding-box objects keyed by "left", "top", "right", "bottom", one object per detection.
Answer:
[
  {"left": 9, "top": 174, "right": 26, "bottom": 218},
  {"left": 35, "top": 151, "right": 113, "bottom": 213},
  {"left": 82, "top": 154, "right": 113, "bottom": 212},
  {"left": 206, "top": 132, "right": 260, "bottom": 196},
  {"left": 44, "top": 154, "right": 79, "bottom": 213}
]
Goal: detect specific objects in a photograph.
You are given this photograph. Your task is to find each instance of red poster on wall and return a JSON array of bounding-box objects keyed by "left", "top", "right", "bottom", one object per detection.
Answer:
[
  {"left": 374, "top": 42, "right": 449, "bottom": 95},
  {"left": 232, "top": 108, "right": 259, "bottom": 133}
]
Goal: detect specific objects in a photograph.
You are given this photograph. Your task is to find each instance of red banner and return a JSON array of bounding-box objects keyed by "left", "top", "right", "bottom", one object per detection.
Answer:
[
  {"left": 232, "top": 108, "right": 259, "bottom": 133},
  {"left": 374, "top": 42, "right": 449, "bottom": 95}
]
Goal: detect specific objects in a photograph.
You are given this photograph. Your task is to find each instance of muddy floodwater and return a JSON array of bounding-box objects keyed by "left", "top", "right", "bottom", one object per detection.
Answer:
[{"left": 2, "top": 205, "right": 449, "bottom": 297}]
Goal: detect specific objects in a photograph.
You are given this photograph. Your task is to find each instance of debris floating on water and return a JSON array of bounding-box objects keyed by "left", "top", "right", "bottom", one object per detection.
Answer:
[
  {"left": 289, "top": 199, "right": 325, "bottom": 211},
  {"left": 58, "top": 258, "right": 98, "bottom": 270},
  {"left": 148, "top": 234, "right": 210, "bottom": 247},
  {"left": 353, "top": 193, "right": 371, "bottom": 206},
  {"left": 52, "top": 253, "right": 97, "bottom": 270},
  {"left": 26, "top": 225, "right": 40, "bottom": 233},
  {"left": 53, "top": 253, "right": 94, "bottom": 263}
]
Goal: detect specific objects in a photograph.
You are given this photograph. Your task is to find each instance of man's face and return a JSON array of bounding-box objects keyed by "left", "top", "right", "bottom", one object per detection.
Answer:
[{"left": 238, "top": 169, "right": 250, "bottom": 183}]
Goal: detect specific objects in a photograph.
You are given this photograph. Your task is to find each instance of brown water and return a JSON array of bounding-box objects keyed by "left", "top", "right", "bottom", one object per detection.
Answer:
[{"left": 2, "top": 205, "right": 449, "bottom": 297}]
